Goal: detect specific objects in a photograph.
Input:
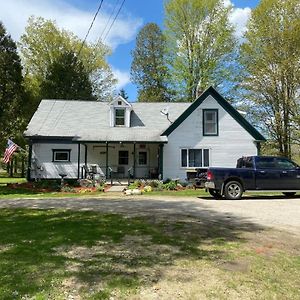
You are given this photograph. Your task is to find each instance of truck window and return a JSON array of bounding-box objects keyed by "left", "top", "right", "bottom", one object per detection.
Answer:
[
  {"left": 236, "top": 157, "right": 253, "bottom": 168},
  {"left": 276, "top": 158, "right": 297, "bottom": 169},
  {"left": 256, "top": 157, "right": 276, "bottom": 169}
]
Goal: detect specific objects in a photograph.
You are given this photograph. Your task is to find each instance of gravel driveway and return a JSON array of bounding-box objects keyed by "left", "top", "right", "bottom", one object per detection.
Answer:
[{"left": 0, "top": 195, "right": 299, "bottom": 235}]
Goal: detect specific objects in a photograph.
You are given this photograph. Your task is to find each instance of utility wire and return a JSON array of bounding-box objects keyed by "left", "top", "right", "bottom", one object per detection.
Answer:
[
  {"left": 78, "top": 0, "right": 104, "bottom": 56},
  {"left": 98, "top": 0, "right": 121, "bottom": 43},
  {"left": 103, "top": 0, "right": 126, "bottom": 42}
]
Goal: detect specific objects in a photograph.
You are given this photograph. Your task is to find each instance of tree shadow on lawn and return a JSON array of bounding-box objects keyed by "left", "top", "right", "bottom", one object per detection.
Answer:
[{"left": 0, "top": 208, "right": 264, "bottom": 298}]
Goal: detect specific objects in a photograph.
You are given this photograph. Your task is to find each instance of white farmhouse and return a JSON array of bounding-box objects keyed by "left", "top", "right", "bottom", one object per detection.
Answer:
[{"left": 24, "top": 86, "right": 265, "bottom": 181}]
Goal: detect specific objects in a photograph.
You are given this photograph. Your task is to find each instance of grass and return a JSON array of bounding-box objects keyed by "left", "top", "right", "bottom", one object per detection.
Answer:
[
  {"left": 0, "top": 208, "right": 299, "bottom": 299},
  {"left": 0, "top": 177, "right": 27, "bottom": 185}
]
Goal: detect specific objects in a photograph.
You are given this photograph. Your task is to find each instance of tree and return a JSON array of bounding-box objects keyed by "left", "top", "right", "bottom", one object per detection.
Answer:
[
  {"left": 40, "top": 51, "right": 94, "bottom": 100},
  {"left": 164, "top": 0, "right": 236, "bottom": 101},
  {"left": 0, "top": 22, "right": 25, "bottom": 150},
  {"left": 118, "top": 88, "right": 129, "bottom": 100},
  {"left": 131, "top": 23, "right": 171, "bottom": 102},
  {"left": 19, "top": 16, "right": 116, "bottom": 103},
  {"left": 240, "top": 0, "right": 300, "bottom": 157}
]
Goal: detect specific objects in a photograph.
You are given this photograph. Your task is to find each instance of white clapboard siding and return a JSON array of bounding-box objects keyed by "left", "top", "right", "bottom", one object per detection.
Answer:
[
  {"left": 31, "top": 143, "right": 85, "bottom": 179},
  {"left": 163, "top": 95, "right": 258, "bottom": 180},
  {"left": 31, "top": 142, "right": 160, "bottom": 179}
]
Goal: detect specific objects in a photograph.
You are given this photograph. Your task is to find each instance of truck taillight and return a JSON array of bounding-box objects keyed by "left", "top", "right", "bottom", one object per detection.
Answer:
[{"left": 207, "top": 170, "right": 213, "bottom": 181}]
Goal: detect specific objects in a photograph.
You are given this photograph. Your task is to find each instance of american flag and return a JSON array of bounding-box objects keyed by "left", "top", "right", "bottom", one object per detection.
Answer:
[{"left": 2, "top": 139, "right": 19, "bottom": 164}]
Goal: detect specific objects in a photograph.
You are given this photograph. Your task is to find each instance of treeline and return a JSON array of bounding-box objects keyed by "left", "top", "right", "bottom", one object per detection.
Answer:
[{"left": 130, "top": 0, "right": 300, "bottom": 158}]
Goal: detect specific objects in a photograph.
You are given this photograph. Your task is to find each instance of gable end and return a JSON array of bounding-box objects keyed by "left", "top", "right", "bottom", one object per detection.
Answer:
[{"left": 161, "top": 86, "right": 266, "bottom": 141}]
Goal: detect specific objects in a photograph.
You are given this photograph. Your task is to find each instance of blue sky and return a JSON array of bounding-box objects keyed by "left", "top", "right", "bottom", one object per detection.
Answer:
[{"left": 0, "top": 0, "right": 260, "bottom": 100}]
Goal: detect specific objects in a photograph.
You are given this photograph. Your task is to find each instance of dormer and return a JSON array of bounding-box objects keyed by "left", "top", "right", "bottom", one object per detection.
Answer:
[{"left": 109, "top": 96, "right": 132, "bottom": 127}]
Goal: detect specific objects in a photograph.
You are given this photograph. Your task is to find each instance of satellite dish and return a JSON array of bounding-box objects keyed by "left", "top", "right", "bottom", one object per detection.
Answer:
[
  {"left": 160, "top": 106, "right": 172, "bottom": 124},
  {"left": 160, "top": 107, "right": 169, "bottom": 116}
]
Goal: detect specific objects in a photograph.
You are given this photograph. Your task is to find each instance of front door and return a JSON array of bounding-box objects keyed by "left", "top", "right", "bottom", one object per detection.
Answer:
[{"left": 117, "top": 150, "right": 129, "bottom": 178}]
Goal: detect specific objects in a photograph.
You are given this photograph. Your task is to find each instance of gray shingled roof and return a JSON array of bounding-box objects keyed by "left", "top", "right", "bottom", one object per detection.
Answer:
[{"left": 24, "top": 100, "right": 191, "bottom": 142}]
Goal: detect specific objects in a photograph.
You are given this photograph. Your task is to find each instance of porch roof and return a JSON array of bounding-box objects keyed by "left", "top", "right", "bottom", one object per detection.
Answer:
[{"left": 25, "top": 100, "right": 190, "bottom": 143}]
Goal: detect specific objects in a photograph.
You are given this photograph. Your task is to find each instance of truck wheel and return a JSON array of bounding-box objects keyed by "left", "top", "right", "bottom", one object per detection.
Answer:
[
  {"left": 282, "top": 192, "right": 296, "bottom": 197},
  {"left": 224, "top": 181, "right": 243, "bottom": 200},
  {"left": 209, "top": 189, "right": 223, "bottom": 199}
]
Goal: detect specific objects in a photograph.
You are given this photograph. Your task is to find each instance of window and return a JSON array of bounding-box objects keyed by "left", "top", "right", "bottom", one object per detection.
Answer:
[
  {"left": 138, "top": 151, "right": 147, "bottom": 165},
  {"left": 181, "top": 149, "right": 210, "bottom": 168},
  {"left": 276, "top": 158, "right": 297, "bottom": 169},
  {"left": 52, "top": 149, "right": 71, "bottom": 162},
  {"left": 115, "top": 108, "right": 125, "bottom": 126},
  {"left": 119, "top": 151, "right": 129, "bottom": 165},
  {"left": 203, "top": 109, "right": 218, "bottom": 136},
  {"left": 256, "top": 157, "right": 276, "bottom": 169}
]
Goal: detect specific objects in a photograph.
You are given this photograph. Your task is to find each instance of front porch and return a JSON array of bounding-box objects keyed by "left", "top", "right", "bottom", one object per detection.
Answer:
[{"left": 77, "top": 142, "right": 164, "bottom": 182}]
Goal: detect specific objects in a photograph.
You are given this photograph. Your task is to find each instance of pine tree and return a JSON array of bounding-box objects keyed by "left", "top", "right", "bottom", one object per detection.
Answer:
[
  {"left": 131, "top": 23, "right": 171, "bottom": 102},
  {"left": 40, "top": 51, "right": 95, "bottom": 100},
  {"left": 0, "top": 22, "right": 25, "bottom": 150}
]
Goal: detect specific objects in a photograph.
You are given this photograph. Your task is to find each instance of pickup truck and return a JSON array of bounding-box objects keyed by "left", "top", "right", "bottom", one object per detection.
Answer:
[{"left": 205, "top": 156, "right": 300, "bottom": 200}]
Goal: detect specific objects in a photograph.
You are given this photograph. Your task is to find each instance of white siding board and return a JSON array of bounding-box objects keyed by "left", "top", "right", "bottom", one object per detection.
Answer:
[
  {"left": 163, "top": 95, "right": 257, "bottom": 180},
  {"left": 31, "top": 143, "right": 84, "bottom": 179}
]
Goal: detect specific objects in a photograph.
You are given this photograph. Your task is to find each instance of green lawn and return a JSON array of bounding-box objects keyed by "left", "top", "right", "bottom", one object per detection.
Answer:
[
  {"left": 0, "top": 177, "right": 27, "bottom": 185},
  {"left": 0, "top": 209, "right": 299, "bottom": 299}
]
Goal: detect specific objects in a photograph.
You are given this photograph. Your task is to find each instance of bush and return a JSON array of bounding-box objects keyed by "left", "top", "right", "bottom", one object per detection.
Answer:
[
  {"left": 97, "top": 184, "right": 105, "bottom": 192},
  {"left": 179, "top": 181, "right": 188, "bottom": 187},
  {"left": 163, "top": 180, "right": 177, "bottom": 190},
  {"left": 143, "top": 185, "right": 152, "bottom": 192},
  {"left": 61, "top": 185, "right": 75, "bottom": 193},
  {"left": 33, "top": 180, "right": 60, "bottom": 191}
]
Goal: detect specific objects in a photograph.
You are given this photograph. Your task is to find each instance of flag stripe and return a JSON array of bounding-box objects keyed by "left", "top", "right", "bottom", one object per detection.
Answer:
[{"left": 2, "top": 139, "right": 18, "bottom": 164}]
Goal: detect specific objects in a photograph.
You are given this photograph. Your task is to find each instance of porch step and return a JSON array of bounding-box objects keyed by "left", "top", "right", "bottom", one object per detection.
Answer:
[{"left": 106, "top": 185, "right": 126, "bottom": 192}]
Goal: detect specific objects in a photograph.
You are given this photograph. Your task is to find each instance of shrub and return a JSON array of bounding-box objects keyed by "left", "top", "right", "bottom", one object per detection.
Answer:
[
  {"left": 143, "top": 185, "right": 152, "bottom": 192},
  {"left": 61, "top": 185, "right": 75, "bottom": 193},
  {"left": 179, "top": 181, "right": 188, "bottom": 187},
  {"left": 163, "top": 180, "right": 177, "bottom": 190},
  {"left": 33, "top": 180, "right": 60, "bottom": 191},
  {"left": 97, "top": 184, "right": 105, "bottom": 192}
]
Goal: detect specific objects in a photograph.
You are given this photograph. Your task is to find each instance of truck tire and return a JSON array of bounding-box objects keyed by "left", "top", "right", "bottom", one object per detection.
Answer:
[
  {"left": 282, "top": 192, "right": 296, "bottom": 197},
  {"left": 224, "top": 181, "right": 243, "bottom": 200},
  {"left": 209, "top": 189, "right": 223, "bottom": 199}
]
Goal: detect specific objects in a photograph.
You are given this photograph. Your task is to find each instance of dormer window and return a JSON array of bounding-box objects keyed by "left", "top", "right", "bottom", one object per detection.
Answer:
[
  {"left": 115, "top": 108, "right": 125, "bottom": 126},
  {"left": 109, "top": 95, "right": 132, "bottom": 127}
]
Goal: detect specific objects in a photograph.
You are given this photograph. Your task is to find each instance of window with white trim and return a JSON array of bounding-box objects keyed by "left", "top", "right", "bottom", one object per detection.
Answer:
[
  {"left": 52, "top": 149, "right": 71, "bottom": 162},
  {"left": 203, "top": 109, "right": 218, "bottom": 136},
  {"left": 181, "top": 149, "right": 210, "bottom": 167},
  {"left": 115, "top": 108, "right": 125, "bottom": 126}
]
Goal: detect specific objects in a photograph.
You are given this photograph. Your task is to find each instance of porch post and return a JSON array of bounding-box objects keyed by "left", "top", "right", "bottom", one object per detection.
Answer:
[
  {"left": 159, "top": 144, "right": 164, "bottom": 179},
  {"left": 105, "top": 141, "right": 109, "bottom": 178},
  {"left": 133, "top": 142, "right": 136, "bottom": 179},
  {"left": 84, "top": 144, "right": 87, "bottom": 179},
  {"left": 26, "top": 142, "right": 32, "bottom": 181},
  {"left": 77, "top": 143, "right": 81, "bottom": 179}
]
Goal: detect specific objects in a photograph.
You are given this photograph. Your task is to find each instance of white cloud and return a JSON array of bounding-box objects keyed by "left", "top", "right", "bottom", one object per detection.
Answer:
[
  {"left": 223, "top": 0, "right": 251, "bottom": 39},
  {"left": 0, "top": 0, "right": 142, "bottom": 49},
  {"left": 112, "top": 68, "right": 131, "bottom": 90},
  {"left": 229, "top": 6, "right": 251, "bottom": 39}
]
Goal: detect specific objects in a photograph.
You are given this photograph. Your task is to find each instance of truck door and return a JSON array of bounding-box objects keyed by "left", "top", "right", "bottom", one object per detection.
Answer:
[
  {"left": 255, "top": 157, "right": 280, "bottom": 190},
  {"left": 275, "top": 158, "right": 300, "bottom": 190}
]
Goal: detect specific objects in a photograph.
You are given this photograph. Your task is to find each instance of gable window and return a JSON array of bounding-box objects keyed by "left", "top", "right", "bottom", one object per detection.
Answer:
[
  {"left": 115, "top": 108, "right": 125, "bottom": 126},
  {"left": 203, "top": 109, "right": 218, "bottom": 136},
  {"left": 119, "top": 151, "right": 129, "bottom": 165},
  {"left": 52, "top": 149, "right": 71, "bottom": 162},
  {"left": 138, "top": 151, "right": 147, "bottom": 165},
  {"left": 181, "top": 149, "right": 210, "bottom": 168}
]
